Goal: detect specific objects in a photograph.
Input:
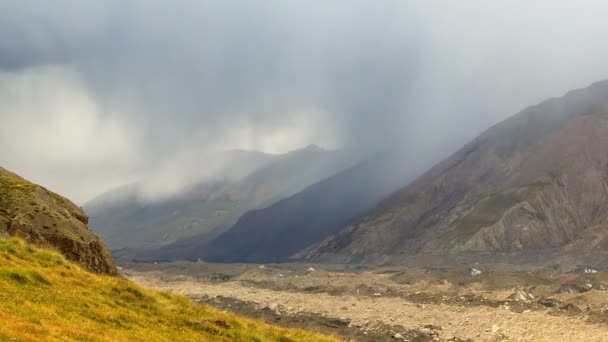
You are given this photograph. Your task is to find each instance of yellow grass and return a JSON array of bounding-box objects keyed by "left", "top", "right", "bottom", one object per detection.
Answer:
[{"left": 0, "top": 238, "right": 338, "bottom": 342}]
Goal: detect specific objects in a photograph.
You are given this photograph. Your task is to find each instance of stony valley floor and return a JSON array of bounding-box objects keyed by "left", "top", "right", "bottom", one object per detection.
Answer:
[{"left": 125, "top": 261, "right": 608, "bottom": 341}]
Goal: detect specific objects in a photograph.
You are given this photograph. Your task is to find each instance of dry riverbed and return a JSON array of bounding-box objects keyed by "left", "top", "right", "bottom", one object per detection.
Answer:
[{"left": 123, "top": 261, "right": 608, "bottom": 341}]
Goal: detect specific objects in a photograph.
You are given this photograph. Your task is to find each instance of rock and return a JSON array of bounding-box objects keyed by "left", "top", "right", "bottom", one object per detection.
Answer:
[
  {"left": 393, "top": 333, "right": 404, "bottom": 340},
  {"left": 262, "top": 303, "right": 284, "bottom": 316},
  {"left": 583, "top": 266, "right": 598, "bottom": 274},
  {"left": 469, "top": 268, "right": 482, "bottom": 277},
  {"left": 560, "top": 303, "right": 582, "bottom": 313},
  {"left": 424, "top": 324, "right": 442, "bottom": 330},
  {"left": 307, "top": 267, "right": 316, "bottom": 272},
  {"left": 0, "top": 167, "right": 117, "bottom": 275},
  {"left": 372, "top": 293, "right": 382, "bottom": 297},
  {"left": 323, "top": 318, "right": 350, "bottom": 328},
  {"left": 507, "top": 289, "right": 535, "bottom": 302},
  {"left": 538, "top": 298, "right": 559, "bottom": 308},
  {"left": 557, "top": 284, "right": 589, "bottom": 294},
  {"left": 491, "top": 324, "right": 500, "bottom": 333},
  {"left": 258, "top": 265, "right": 265, "bottom": 269}
]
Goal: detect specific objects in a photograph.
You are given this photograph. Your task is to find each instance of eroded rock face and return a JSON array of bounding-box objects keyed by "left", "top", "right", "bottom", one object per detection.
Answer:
[
  {"left": 306, "top": 80, "right": 608, "bottom": 260},
  {"left": 0, "top": 167, "right": 117, "bottom": 275}
]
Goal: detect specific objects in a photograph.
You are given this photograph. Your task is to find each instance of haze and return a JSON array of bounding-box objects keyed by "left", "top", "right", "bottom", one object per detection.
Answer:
[{"left": 1, "top": 1, "right": 608, "bottom": 203}]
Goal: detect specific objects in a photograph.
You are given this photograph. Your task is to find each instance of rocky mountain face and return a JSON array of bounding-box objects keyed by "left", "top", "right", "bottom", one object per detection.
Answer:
[
  {"left": 304, "top": 80, "right": 608, "bottom": 261},
  {"left": 86, "top": 145, "right": 363, "bottom": 254},
  {"left": 0, "top": 167, "right": 117, "bottom": 274},
  {"left": 168, "top": 150, "right": 417, "bottom": 263}
]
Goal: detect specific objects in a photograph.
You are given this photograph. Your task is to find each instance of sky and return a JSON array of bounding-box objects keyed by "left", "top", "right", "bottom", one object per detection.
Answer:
[{"left": 1, "top": 1, "right": 608, "bottom": 204}]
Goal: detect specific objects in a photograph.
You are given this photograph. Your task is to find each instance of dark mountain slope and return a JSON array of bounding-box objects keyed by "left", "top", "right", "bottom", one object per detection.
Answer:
[
  {"left": 0, "top": 167, "right": 116, "bottom": 274},
  {"left": 87, "top": 146, "right": 362, "bottom": 253},
  {"left": 304, "top": 80, "right": 608, "bottom": 261},
  {"left": 190, "top": 151, "right": 416, "bottom": 263}
]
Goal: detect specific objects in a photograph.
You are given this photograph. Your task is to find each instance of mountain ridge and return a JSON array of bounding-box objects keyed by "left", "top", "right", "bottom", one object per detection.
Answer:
[
  {"left": 86, "top": 145, "right": 364, "bottom": 254},
  {"left": 304, "top": 80, "right": 608, "bottom": 261}
]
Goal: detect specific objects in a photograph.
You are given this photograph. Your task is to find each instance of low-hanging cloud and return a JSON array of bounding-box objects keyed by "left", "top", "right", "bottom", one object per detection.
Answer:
[{"left": 1, "top": 1, "right": 608, "bottom": 203}]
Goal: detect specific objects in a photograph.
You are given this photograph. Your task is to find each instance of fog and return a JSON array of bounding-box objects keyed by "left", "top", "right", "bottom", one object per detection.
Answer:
[{"left": 1, "top": 1, "right": 608, "bottom": 203}]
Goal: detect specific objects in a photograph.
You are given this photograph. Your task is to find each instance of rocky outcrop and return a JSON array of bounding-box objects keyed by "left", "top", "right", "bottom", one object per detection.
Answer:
[
  {"left": 0, "top": 167, "right": 117, "bottom": 274},
  {"left": 305, "top": 80, "right": 608, "bottom": 260}
]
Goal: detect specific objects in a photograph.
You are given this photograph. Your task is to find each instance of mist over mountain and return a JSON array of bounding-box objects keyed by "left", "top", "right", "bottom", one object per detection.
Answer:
[
  {"left": 9, "top": 3, "right": 608, "bottom": 341},
  {"left": 3, "top": 2, "right": 608, "bottom": 203},
  {"left": 86, "top": 145, "right": 364, "bottom": 252},
  {"left": 305, "top": 80, "right": 608, "bottom": 262}
]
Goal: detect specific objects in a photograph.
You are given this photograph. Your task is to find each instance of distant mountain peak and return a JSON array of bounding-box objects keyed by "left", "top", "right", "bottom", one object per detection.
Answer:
[{"left": 304, "top": 144, "right": 323, "bottom": 151}]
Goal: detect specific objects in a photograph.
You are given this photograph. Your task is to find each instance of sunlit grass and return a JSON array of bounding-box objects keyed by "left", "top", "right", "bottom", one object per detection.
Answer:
[{"left": 0, "top": 238, "right": 338, "bottom": 342}]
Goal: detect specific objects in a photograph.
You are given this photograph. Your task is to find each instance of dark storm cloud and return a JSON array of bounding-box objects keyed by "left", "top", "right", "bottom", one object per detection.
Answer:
[
  {"left": 0, "top": 1, "right": 423, "bottom": 152},
  {"left": 1, "top": 1, "right": 608, "bottom": 202}
]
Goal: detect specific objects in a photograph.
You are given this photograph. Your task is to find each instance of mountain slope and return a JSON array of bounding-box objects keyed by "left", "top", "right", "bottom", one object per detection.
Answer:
[
  {"left": 0, "top": 167, "right": 116, "bottom": 274},
  {"left": 172, "top": 150, "right": 417, "bottom": 263},
  {"left": 84, "top": 150, "right": 274, "bottom": 250},
  {"left": 0, "top": 238, "right": 337, "bottom": 342},
  {"left": 86, "top": 146, "right": 362, "bottom": 253},
  {"left": 305, "top": 80, "right": 608, "bottom": 261}
]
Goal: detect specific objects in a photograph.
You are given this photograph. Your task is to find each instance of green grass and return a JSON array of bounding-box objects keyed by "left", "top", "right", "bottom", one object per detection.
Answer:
[
  {"left": 0, "top": 175, "right": 36, "bottom": 216},
  {"left": 441, "top": 192, "right": 524, "bottom": 243},
  {"left": 0, "top": 238, "right": 338, "bottom": 342},
  {"left": 455, "top": 193, "right": 522, "bottom": 237}
]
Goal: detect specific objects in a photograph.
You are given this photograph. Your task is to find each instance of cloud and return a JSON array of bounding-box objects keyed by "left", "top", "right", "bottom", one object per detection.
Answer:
[
  {"left": 0, "top": 65, "right": 141, "bottom": 202},
  {"left": 1, "top": 1, "right": 608, "bottom": 202}
]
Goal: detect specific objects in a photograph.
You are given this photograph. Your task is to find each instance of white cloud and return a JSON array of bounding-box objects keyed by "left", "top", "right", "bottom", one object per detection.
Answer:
[{"left": 0, "top": 65, "right": 141, "bottom": 203}]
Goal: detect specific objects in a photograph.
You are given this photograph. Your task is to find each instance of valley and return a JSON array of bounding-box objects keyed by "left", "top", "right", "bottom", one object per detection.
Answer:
[
  {"left": 125, "top": 260, "right": 608, "bottom": 341},
  {"left": 6, "top": 3, "right": 608, "bottom": 341}
]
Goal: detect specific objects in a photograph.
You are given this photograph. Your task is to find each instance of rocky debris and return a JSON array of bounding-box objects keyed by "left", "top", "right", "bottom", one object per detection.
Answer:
[
  {"left": 129, "top": 261, "right": 608, "bottom": 342},
  {"left": 583, "top": 266, "right": 598, "bottom": 274},
  {"left": 423, "top": 324, "right": 443, "bottom": 331},
  {"left": 506, "top": 289, "right": 534, "bottom": 302},
  {"left": 538, "top": 298, "right": 559, "bottom": 308},
  {"left": 557, "top": 284, "right": 590, "bottom": 294},
  {"left": 262, "top": 303, "right": 284, "bottom": 316},
  {"left": 559, "top": 303, "right": 583, "bottom": 313},
  {"left": 197, "top": 295, "right": 404, "bottom": 341},
  {"left": 469, "top": 268, "right": 482, "bottom": 277}
]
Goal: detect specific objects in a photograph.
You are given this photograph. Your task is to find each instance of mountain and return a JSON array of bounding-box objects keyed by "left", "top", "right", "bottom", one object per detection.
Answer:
[
  {"left": 160, "top": 149, "right": 418, "bottom": 263},
  {"left": 0, "top": 167, "right": 116, "bottom": 274},
  {"left": 304, "top": 80, "right": 608, "bottom": 261},
  {"left": 84, "top": 149, "right": 273, "bottom": 250},
  {"left": 86, "top": 145, "right": 363, "bottom": 253}
]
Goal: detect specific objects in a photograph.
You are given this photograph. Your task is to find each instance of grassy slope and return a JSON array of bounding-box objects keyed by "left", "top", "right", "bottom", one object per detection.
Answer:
[{"left": 0, "top": 238, "right": 337, "bottom": 342}]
